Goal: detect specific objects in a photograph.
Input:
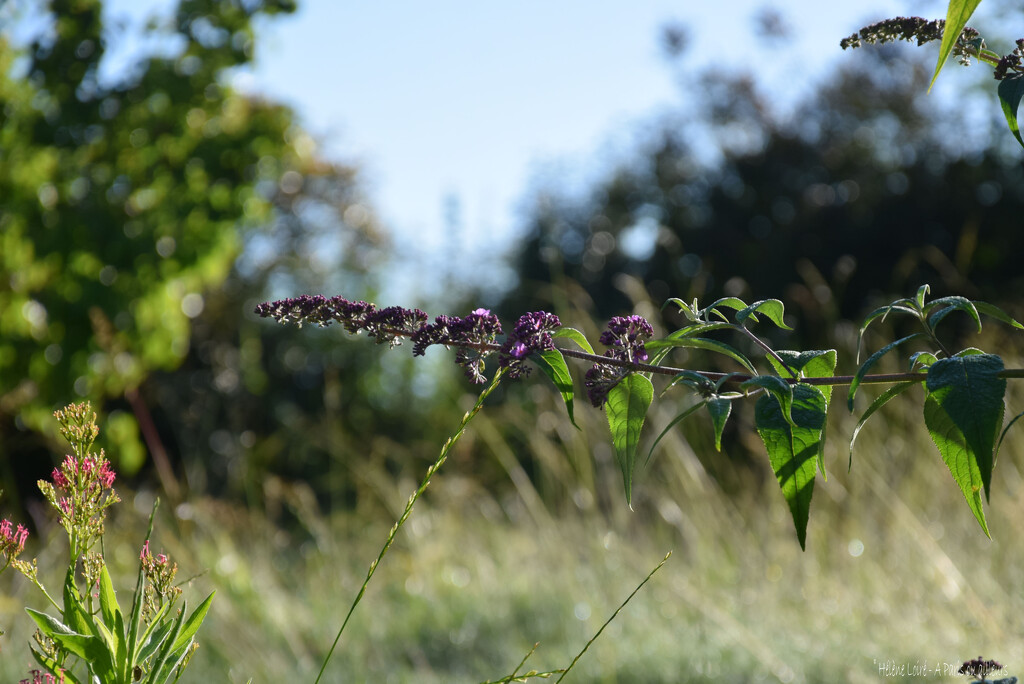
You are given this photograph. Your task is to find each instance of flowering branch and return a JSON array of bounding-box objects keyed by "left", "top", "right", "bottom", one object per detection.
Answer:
[
  {"left": 255, "top": 295, "right": 1024, "bottom": 392},
  {"left": 257, "top": 289, "right": 1024, "bottom": 547}
]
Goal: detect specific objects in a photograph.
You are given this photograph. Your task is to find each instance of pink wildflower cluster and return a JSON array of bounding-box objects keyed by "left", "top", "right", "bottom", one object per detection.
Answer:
[
  {"left": 52, "top": 454, "right": 116, "bottom": 491},
  {"left": 19, "top": 669, "right": 65, "bottom": 684},
  {"left": 140, "top": 539, "right": 169, "bottom": 567},
  {"left": 139, "top": 539, "right": 182, "bottom": 616},
  {"left": 1, "top": 517, "right": 29, "bottom": 563},
  {"left": 40, "top": 435, "right": 120, "bottom": 558}
]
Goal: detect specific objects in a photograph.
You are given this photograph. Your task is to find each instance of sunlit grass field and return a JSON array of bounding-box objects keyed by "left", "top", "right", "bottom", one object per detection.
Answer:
[{"left": 3, "top": 336, "right": 1023, "bottom": 683}]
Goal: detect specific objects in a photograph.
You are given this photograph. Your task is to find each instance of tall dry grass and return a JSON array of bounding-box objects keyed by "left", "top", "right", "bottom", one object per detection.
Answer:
[{"left": 3, "top": 310, "right": 1023, "bottom": 682}]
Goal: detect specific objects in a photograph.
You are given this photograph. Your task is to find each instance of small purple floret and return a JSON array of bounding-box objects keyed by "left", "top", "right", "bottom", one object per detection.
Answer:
[
  {"left": 498, "top": 311, "right": 561, "bottom": 379},
  {"left": 585, "top": 314, "right": 654, "bottom": 407},
  {"left": 411, "top": 309, "right": 503, "bottom": 383}
]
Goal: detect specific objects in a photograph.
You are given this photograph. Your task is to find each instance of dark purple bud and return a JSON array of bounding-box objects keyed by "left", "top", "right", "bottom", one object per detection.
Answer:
[
  {"left": 411, "top": 309, "right": 503, "bottom": 382},
  {"left": 585, "top": 314, "right": 655, "bottom": 407},
  {"left": 498, "top": 311, "right": 561, "bottom": 379}
]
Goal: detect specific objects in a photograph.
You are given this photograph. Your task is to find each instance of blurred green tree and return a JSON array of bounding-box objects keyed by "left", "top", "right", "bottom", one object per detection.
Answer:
[
  {"left": 0, "top": 0, "right": 389, "bottom": 503},
  {"left": 504, "top": 47, "right": 1024, "bottom": 346},
  {"left": 496, "top": 43, "right": 1024, "bottom": 491}
]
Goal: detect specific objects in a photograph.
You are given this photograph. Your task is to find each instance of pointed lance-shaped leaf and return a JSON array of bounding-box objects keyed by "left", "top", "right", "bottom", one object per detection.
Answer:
[
  {"left": 924, "top": 296, "right": 981, "bottom": 333},
  {"left": 742, "top": 375, "right": 795, "bottom": 427},
  {"left": 552, "top": 327, "right": 595, "bottom": 354},
  {"left": 998, "top": 75, "right": 1024, "bottom": 149},
  {"left": 767, "top": 349, "right": 837, "bottom": 477},
  {"left": 925, "top": 354, "right": 1005, "bottom": 506},
  {"left": 973, "top": 300, "right": 1024, "bottom": 330},
  {"left": 646, "top": 337, "right": 757, "bottom": 374},
  {"left": 848, "top": 332, "right": 927, "bottom": 411},
  {"left": 754, "top": 383, "right": 827, "bottom": 549},
  {"left": 534, "top": 348, "right": 579, "bottom": 429},
  {"left": 706, "top": 397, "right": 732, "bottom": 452},
  {"left": 606, "top": 373, "right": 654, "bottom": 506},
  {"left": 849, "top": 381, "right": 920, "bottom": 470},
  {"left": 647, "top": 400, "right": 706, "bottom": 464},
  {"left": 929, "top": 0, "right": 983, "bottom": 90},
  {"left": 736, "top": 299, "right": 793, "bottom": 330},
  {"left": 855, "top": 300, "right": 918, "bottom": 363}
]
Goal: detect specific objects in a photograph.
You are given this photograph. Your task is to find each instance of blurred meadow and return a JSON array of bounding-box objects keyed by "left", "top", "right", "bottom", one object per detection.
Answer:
[
  {"left": 6, "top": 328, "right": 1024, "bottom": 683},
  {"left": 4, "top": 1, "right": 1024, "bottom": 682}
]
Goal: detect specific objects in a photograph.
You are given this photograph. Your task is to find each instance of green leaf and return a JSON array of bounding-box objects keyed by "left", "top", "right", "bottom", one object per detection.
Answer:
[
  {"left": 925, "top": 296, "right": 981, "bottom": 332},
  {"left": 929, "top": 0, "right": 983, "bottom": 90},
  {"left": 769, "top": 350, "right": 837, "bottom": 476},
  {"left": 849, "top": 381, "right": 921, "bottom": 470},
  {"left": 700, "top": 297, "right": 748, "bottom": 321},
  {"left": 136, "top": 603, "right": 176, "bottom": 664},
  {"left": 998, "top": 71, "right": 1024, "bottom": 149},
  {"left": 996, "top": 408, "right": 1024, "bottom": 465},
  {"left": 98, "top": 564, "right": 121, "bottom": 628},
  {"left": 663, "top": 370, "right": 715, "bottom": 399},
  {"left": 168, "top": 591, "right": 215, "bottom": 655},
  {"left": 552, "top": 327, "right": 594, "bottom": 354},
  {"left": 25, "top": 608, "right": 101, "bottom": 662},
  {"left": 855, "top": 301, "right": 918, "bottom": 363},
  {"left": 741, "top": 375, "right": 794, "bottom": 427},
  {"left": 974, "top": 299, "right": 1024, "bottom": 329},
  {"left": 646, "top": 337, "right": 756, "bottom": 373},
  {"left": 848, "top": 332, "right": 927, "bottom": 411},
  {"left": 606, "top": 374, "right": 654, "bottom": 506},
  {"left": 736, "top": 299, "right": 793, "bottom": 330},
  {"left": 146, "top": 599, "right": 187, "bottom": 684},
  {"left": 666, "top": 321, "right": 735, "bottom": 338},
  {"left": 62, "top": 567, "right": 97, "bottom": 638},
  {"left": 646, "top": 400, "right": 706, "bottom": 464},
  {"left": 768, "top": 350, "right": 836, "bottom": 394},
  {"left": 909, "top": 351, "right": 939, "bottom": 371},
  {"left": 915, "top": 284, "right": 930, "bottom": 311},
  {"left": 924, "top": 354, "right": 1006, "bottom": 538},
  {"left": 665, "top": 297, "right": 700, "bottom": 321},
  {"left": 706, "top": 397, "right": 732, "bottom": 452},
  {"left": 98, "top": 563, "right": 127, "bottom": 671},
  {"left": 534, "top": 349, "right": 579, "bottom": 429},
  {"left": 754, "top": 383, "right": 827, "bottom": 549}
]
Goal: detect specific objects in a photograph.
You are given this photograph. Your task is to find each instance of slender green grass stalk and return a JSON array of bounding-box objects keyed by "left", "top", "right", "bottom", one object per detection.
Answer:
[
  {"left": 554, "top": 551, "right": 672, "bottom": 683},
  {"left": 476, "top": 552, "right": 671, "bottom": 684},
  {"left": 315, "top": 369, "right": 507, "bottom": 683}
]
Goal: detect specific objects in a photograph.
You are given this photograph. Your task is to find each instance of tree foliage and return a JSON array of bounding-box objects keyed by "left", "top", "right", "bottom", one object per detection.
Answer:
[
  {"left": 504, "top": 48, "right": 1024, "bottom": 342},
  {"left": 0, "top": 0, "right": 386, "bottom": 490}
]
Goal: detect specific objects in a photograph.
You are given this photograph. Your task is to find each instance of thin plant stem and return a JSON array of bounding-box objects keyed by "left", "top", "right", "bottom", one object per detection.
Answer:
[
  {"left": 478, "top": 643, "right": 565, "bottom": 684},
  {"left": 555, "top": 551, "right": 672, "bottom": 683},
  {"left": 374, "top": 323, "right": 1024, "bottom": 387},
  {"left": 314, "top": 369, "right": 507, "bottom": 684},
  {"left": 735, "top": 325, "right": 799, "bottom": 379}
]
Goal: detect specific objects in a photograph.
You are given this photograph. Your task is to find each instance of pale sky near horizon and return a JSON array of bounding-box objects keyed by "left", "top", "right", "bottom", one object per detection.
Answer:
[{"left": 88, "top": 1, "right": 965, "bottom": 298}]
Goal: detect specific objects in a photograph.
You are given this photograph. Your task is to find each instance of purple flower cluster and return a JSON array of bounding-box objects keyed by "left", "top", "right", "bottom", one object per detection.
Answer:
[
  {"left": 995, "top": 39, "right": 1024, "bottom": 80},
  {"left": 958, "top": 657, "right": 1003, "bottom": 680},
  {"left": 585, "top": 315, "right": 654, "bottom": 407},
  {"left": 498, "top": 311, "right": 561, "bottom": 378},
  {"left": 254, "top": 295, "right": 426, "bottom": 344},
  {"left": 259, "top": 296, "right": 667, "bottom": 392},
  {"left": 840, "top": 17, "right": 983, "bottom": 67},
  {"left": 412, "top": 309, "right": 504, "bottom": 383},
  {"left": 258, "top": 296, "right": 515, "bottom": 383}
]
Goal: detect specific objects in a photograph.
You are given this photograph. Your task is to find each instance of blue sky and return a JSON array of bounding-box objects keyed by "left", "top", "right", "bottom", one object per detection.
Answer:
[{"left": 99, "top": 0, "right": 959, "bottom": 299}]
